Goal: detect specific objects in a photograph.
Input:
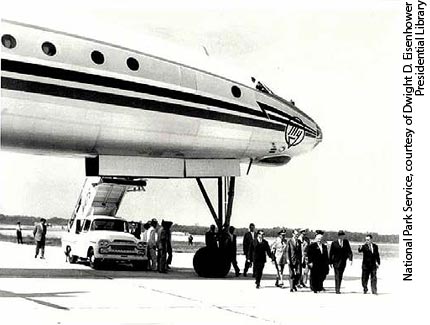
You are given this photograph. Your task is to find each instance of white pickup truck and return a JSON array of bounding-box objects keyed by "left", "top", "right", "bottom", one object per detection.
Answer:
[{"left": 62, "top": 214, "right": 147, "bottom": 269}]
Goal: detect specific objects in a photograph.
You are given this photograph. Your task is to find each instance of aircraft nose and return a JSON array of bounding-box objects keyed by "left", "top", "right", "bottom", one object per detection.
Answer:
[{"left": 314, "top": 123, "right": 323, "bottom": 147}]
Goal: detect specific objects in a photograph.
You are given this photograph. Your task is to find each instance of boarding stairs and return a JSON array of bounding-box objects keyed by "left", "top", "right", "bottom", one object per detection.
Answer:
[{"left": 68, "top": 177, "right": 146, "bottom": 229}]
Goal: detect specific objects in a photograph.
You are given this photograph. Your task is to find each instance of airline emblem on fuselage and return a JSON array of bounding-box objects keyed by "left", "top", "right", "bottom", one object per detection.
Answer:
[{"left": 285, "top": 118, "right": 305, "bottom": 148}]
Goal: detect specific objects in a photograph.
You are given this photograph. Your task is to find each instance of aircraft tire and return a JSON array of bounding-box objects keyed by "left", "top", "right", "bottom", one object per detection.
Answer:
[{"left": 193, "top": 246, "right": 231, "bottom": 278}]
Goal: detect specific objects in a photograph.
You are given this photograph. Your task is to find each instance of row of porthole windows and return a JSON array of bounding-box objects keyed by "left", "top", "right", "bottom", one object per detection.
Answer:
[
  {"left": 2, "top": 33, "right": 139, "bottom": 71},
  {"left": 2, "top": 33, "right": 242, "bottom": 98}
]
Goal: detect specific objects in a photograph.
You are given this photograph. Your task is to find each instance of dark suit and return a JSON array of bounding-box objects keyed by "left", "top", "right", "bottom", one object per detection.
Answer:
[
  {"left": 307, "top": 242, "right": 329, "bottom": 292},
  {"left": 251, "top": 238, "right": 273, "bottom": 286},
  {"left": 287, "top": 238, "right": 302, "bottom": 289},
  {"left": 358, "top": 243, "right": 380, "bottom": 294},
  {"left": 225, "top": 233, "right": 240, "bottom": 275},
  {"left": 329, "top": 239, "right": 353, "bottom": 293},
  {"left": 243, "top": 231, "right": 255, "bottom": 276},
  {"left": 205, "top": 231, "right": 218, "bottom": 249}
]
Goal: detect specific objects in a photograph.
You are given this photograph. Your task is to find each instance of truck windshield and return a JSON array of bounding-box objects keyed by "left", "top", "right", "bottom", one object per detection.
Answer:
[{"left": 91, "top": 219, "right": 129, "bottom": 232}]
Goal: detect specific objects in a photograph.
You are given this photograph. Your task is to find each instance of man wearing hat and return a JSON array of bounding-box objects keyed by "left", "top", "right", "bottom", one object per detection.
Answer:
[
  {"left": 329, "top": 230, "right": 353, "bottom": 294},
  {"left": 307, "top": 230, "right": 329, "bottom": 293},
  {"left": 33, "top": 218, "right": 47, "bottom": 259}
]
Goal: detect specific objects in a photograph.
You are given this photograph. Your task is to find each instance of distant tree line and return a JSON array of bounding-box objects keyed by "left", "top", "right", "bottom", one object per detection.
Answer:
[
  {"left": 171, "top": 224, "right": 399, "bottom": 243},
  {"left": 0, "top": 214, "right": 68, "bottom": 226},
  {"left": 0, "top": 214, "right": 398, "bottom": 243}
]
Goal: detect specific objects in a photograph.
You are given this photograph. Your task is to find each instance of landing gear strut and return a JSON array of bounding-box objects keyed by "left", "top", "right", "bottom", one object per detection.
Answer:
[{"left": 193, "top": 176, "right": 236, "bottom": 277}]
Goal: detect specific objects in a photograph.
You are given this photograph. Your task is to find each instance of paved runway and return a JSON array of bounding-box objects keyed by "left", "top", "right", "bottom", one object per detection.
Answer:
[{"left": 0, "top": 241, "right": 402, "bottom": 324}]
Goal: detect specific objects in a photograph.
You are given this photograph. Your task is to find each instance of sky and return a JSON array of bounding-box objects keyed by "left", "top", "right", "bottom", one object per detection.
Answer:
[{"left": 0, "top": 0, "right": 406, "bottom": 234}]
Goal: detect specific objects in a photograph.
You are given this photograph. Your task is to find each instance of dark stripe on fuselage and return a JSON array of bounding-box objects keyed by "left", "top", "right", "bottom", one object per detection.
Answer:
[
  {"left": 1, "top": 59, "right": 316, "bottom": 136},
  {"left": 257, "top": 102, "right": 316, "bottom": 135},
  {"left": 2, "top": 76, "right": 293, "bottom": 133}
]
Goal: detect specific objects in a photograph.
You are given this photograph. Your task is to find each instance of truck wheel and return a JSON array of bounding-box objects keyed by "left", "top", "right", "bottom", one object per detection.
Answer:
[
  {"left": 69, "top": 255, "right": 78, "bottom": 264},
  {"left": 65, "top": 246, "right": 78, "bottom": 264},
  {"left": 133, "top": 261, "right": 147, "bottom": 271},
  {"left": 88, "top": 248, "right": 102, "bottom": 270}
]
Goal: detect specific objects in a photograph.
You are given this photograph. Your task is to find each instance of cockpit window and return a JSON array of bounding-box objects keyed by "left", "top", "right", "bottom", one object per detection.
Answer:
[
  {"left": 91, "top": 219, "right": 129, "bottom": 232},
  {"left": 251, "top": 77, "right": 274, "bottom": 95}
]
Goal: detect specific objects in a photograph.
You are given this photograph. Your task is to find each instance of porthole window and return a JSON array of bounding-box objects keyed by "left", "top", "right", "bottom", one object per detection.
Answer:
[
  {"left": 41, "top": 42, "right": 56, "bottom": 56},
  {"left": 91, "top": 50, "right": 105, "bottom": 65},
  {"left": 231, "top": 85, "right": 241, "bottom": 98},
  {"left": 2, "top": 34, "right": 17, "bottom": 49},
  {"left": 127, "top": 57, "right": 139, "bottom": 71}
]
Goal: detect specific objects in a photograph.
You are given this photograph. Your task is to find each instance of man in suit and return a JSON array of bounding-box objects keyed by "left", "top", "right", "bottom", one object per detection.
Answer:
[
  {"left": 358, "top": 234, "right": 380, "bottom": 294},
  {"left": 251, "top": 230, "right": 273, "bottom": 288},
  {"left": 287, "top": 229, "right": 302, "bottom": 292},
  {"left": 33, "top": 218, "right": 47, "bottom": 259},
  {"left": 299, "top": 229, "right": 310, "bottom": 288},
  {"left": 205, "top": 224, "right": 218, "bottom": 249},
  {"left": 329, "top": 230, "right": 353, "bottom": 294},
  {"left": 307, "top": 231, "right": 329, "bottom": 293},
  {"left": 242, "top": 223, "right": 256, "bottom": 277},
  {"left": 225, "top": 226, "right": 240, "bottom": 276}
]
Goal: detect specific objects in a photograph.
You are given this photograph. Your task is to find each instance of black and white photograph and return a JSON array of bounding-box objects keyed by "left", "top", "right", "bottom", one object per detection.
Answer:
[{"left": 0, "top": 0, "right": 428, "bottom": 324}]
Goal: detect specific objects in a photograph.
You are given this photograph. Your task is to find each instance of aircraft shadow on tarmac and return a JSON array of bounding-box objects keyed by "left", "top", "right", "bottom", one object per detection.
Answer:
[{"left": 0, "top": 264, "right": 361, "bottom": 282}]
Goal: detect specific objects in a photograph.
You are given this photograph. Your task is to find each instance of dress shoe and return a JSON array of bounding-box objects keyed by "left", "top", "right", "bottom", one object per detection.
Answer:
[
  {"left": 256, "top": 284, "right": 260, "bottom": 289},
  {"left": 235, "top": 272, "right": 241, "bottom": 277}
]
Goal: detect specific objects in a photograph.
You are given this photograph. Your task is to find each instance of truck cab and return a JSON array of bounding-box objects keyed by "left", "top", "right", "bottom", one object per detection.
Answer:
[
  {"left": 62, "top": 214, "right": 147, "bottom": 269},
  {"left": 62, "top": 177, "right": 147, "bottom": 269}
]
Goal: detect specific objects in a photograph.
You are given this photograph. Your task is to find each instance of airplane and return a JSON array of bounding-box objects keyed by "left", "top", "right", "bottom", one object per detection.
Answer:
[{"left": 1, "top": 19, "right": 322, "bottom": 277}]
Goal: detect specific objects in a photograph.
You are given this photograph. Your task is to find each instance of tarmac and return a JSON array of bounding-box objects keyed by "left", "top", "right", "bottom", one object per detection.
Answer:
[{"left": 0, "top": 241, "right": 405, "bottom": 325}]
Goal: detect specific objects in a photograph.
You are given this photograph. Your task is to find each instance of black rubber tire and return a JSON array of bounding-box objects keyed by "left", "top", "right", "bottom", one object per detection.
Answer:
[
  {"left": 88, "top": 248, "right": 102, "bottom": 270},
  {"left": 69, "top": 255, "right": 78, "bottom": 264},
  {"left": 133, "top": 260, "right": 147, "bottom": 271},
  {"left": 193, "top": 247, "right": 231, "bottom": 278}
]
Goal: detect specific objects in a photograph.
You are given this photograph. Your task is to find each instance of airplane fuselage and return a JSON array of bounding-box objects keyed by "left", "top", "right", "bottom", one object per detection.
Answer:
[{"left": 1, "top": 20, "right": 322, "bottom": 169}]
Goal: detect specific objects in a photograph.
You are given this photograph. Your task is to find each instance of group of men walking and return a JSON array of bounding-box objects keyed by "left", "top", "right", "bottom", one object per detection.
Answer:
[{"left": 239, "top": 224, "right": 381, "bottom": 294}]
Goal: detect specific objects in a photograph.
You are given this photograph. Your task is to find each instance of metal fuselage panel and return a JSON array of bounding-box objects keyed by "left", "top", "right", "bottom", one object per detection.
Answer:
[{"left": 1, "top": 20, "right": 321, "bottom": 164}]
